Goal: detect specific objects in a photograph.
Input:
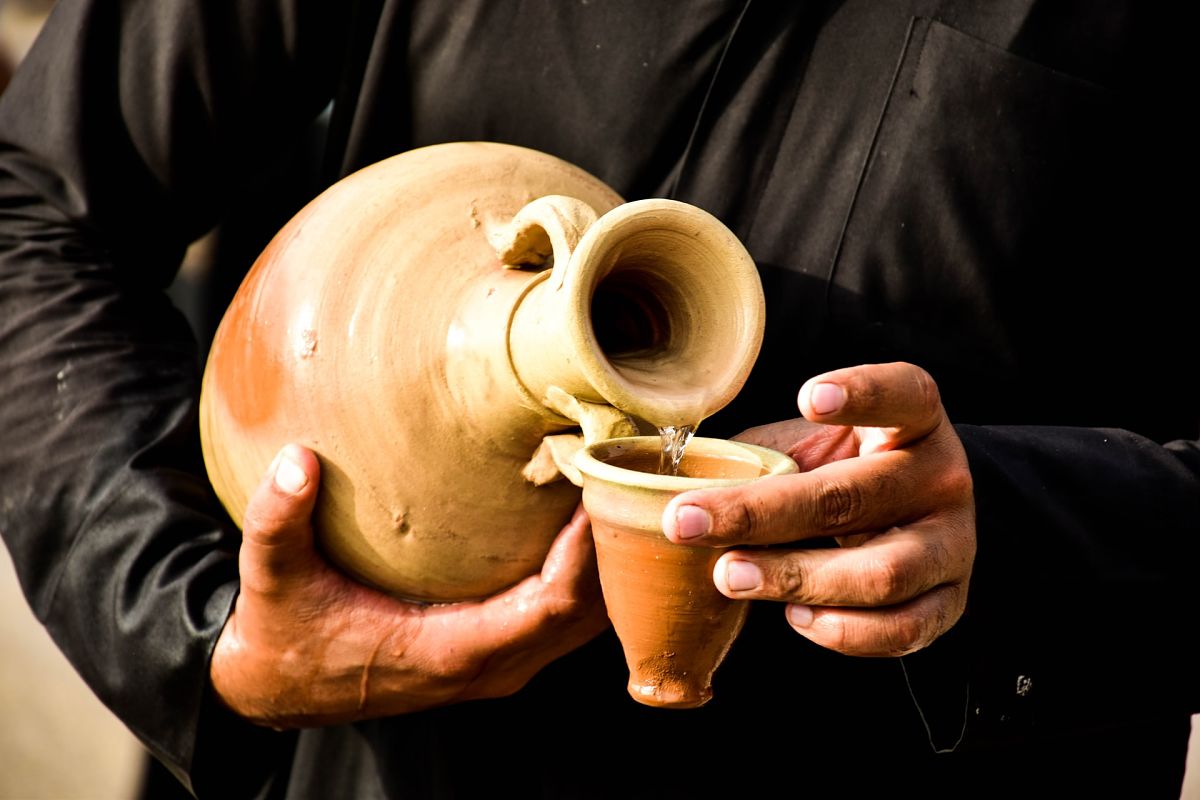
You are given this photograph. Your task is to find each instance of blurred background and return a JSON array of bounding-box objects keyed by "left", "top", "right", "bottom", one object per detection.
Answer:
[
  {"left": 1, "top": 2, "right": 1197, "bottom": 798},
  {"left": 1, "top": 0, "right": 144, "bottom": 796}
]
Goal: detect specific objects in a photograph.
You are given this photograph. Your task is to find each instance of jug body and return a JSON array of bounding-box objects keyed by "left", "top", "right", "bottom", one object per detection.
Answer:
[{"left": 200, "top": 142, "right": 764, "bottom": 601}]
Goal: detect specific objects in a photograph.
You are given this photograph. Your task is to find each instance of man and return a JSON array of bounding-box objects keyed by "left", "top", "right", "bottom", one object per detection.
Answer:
[{"left": 1, "top": 1, "right": 1196, "bottom": 796}]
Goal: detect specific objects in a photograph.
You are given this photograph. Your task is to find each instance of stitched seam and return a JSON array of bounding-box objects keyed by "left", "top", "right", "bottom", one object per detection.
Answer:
[
  {"left": 666, "top": 0, "right": 755, "bottom": 200},
  {"left": 823, "top": 15, "right": 926, "bottom": 309}
]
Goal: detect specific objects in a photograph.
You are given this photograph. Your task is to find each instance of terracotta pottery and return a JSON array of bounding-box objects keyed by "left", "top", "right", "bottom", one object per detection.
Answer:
[
  {"left": 199, "top": 142, "right": 766, "bottom": 601},
  {"left": 575, "top": 436, "right": 798, "bottom": 708}
]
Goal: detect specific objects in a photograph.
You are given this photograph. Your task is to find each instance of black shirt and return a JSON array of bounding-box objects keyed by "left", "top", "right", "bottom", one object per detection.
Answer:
[{"left": 1, "top": 2, "right": 1196, "bottom": 797}]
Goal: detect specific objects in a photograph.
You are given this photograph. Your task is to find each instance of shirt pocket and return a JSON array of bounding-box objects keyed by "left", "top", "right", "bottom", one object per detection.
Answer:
[{"left": 827, "top": 17, "right": 1113, "bottom": 399}]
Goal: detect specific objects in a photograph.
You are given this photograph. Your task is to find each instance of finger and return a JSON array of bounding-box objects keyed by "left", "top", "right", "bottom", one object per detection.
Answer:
[
  {"left": 783, "top": 582, "right": 967, "bottom": 657},
  {"left": 733, "top": 418, "right": 858, "bottom": 472},
  {"left": 732, "top": 418, "right": 819, "bottom": 451},
  {"left": 539, "top": 504, "right": 597, "bottom": 587},
  {"left": 239, "top": 444, "right": 322, "bottom": 581},
  {"left": 712, "top": 515, "right": 974, "bottom": 605},
  {"left": 798, "top": 362, "right": 944, "bottom": 448},
  {"left": 663, "top": 439, "right": 966, "bottom": 545},
  {"left": 413, "top": 510, "right": 608, "bottom": 703},
  {"left": 460, "top": 506, "right": 606, "bottom": 656}
]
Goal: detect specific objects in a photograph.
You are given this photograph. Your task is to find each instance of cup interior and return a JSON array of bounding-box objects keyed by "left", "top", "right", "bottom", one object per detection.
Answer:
[
  {"left": 576, "top": 436, "right": 797, "bottom": 491},
  {"left": 600, "top": 447, "right": 767, "bottom": 480}
]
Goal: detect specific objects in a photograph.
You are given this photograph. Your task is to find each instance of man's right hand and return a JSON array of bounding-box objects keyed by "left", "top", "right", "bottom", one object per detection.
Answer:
[{"left": 209, "top": 444, "right": 609, "bottom": 729}]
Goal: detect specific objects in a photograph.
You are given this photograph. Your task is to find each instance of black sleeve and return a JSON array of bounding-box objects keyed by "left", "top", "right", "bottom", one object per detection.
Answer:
[
  {"left": 961, "top": 426, "right": 1200, "bottom": 722},
  {"left": 0, "top": 1, "right": 346, "bottom": 794},
  {"left": 902, "top": 424, "right": 1200, "bottom": 751}
]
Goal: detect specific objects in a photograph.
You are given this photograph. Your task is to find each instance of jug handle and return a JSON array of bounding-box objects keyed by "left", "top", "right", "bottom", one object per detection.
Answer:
[{"left": 489, "top": 195, "right": 599, "bottom": 290}]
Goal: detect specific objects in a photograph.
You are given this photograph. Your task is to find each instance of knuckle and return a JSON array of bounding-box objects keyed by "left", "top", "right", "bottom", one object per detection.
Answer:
[
  {"left": 241, "top": 492, "right": 298, "bottom": 535},
  {"left": 729, "top": 501, "right": 756, "bottom": 540},
  {"left": 866, "top": 555, "right": 918, "bottom": 605},
  {"left": 942, "top": 462, "right": 974, "bottom": 500},
  {"left": 541, "top": 590, "right": 590, "bottom": 626},
  {"left": 920, "top": 444, "right": 973, "bottom": 508},
  {"left": 821, "top": 615, "right": 852, "bottom": 654},
  {"left": 771, "top": 557, "right": 808, "bottom": 601},
  {"left": 891, "top": 585, "right": 965, "bottom": 656},
  {"left": 240, "top": 505, "right": 280, "bottom": 536},
  {"left": 923, "top": 538, "right": 952, "bottom": 579},
  {"left": 813, "top": 477, "right": 863, "bottom": 530},
  {"left": 717, "top": 492, "right": 763, "bottom": 541},
  {"left": 887, "top": 613, "right": 931, "bottom": 656},
  {"left": 956, "top": 524, "right": 978, "bottom": 569},
  {"left": 928, "top": 440, "right": 972, "bottom": 493},
  {"left": 924, "top": 512, "right": 977, "bottom": 578},
  {"left": 939, "top": 582, "right": 969, "bottom": 627}
]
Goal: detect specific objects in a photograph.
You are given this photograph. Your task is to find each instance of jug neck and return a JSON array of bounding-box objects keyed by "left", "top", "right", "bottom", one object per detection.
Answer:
[{"left": 504, "top": 197, "right": 765, "bottom": 429}]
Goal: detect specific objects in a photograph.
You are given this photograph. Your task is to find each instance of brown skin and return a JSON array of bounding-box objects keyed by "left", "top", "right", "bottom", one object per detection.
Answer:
[
  {"left": 209, "top": 445, "right": 609, "bottom": 729},
  {"left": 212, "top": 362, "right": 969, "bottom": 725},
  {"left": 662, "top": 362, "right": 976, "bottom": 657}
]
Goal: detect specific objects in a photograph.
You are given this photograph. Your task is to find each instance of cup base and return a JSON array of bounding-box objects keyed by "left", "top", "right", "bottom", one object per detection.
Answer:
[{"left": 627, "top": 673, "right": 713, "bottom": 709}]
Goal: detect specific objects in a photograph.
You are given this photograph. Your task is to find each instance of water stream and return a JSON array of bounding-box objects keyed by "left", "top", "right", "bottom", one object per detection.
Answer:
[{"left": 657, "top": 424, "right": 696, "bottom": 476}]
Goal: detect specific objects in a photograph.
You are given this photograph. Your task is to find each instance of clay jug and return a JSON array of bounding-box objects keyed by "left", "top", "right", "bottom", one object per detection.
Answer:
[
  {"left": 199, "top": 142, "right": 765, "bottom": 601},
  {"left": 575, "top": 436, "right": 798, "bottom": 707}
]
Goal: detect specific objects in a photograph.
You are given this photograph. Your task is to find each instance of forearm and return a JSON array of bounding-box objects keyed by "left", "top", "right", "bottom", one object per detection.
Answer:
[
  {"left": 962, "top": 424, "right": 1199, "bottom": 582},
  {"left": 0, "top": 1, "right": 346, "bottom": 793}
]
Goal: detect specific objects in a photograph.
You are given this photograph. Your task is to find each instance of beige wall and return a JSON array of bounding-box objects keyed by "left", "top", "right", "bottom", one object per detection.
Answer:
[{"left": 0, "top": 548, "right": 144, "bottom": 800}]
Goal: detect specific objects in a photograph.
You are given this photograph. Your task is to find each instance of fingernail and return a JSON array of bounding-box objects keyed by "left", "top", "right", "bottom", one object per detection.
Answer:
[
  {"left": 810, "top": 383, "right": 845, "bottom": 415},
  {"left": 787, "top": 604, "right": 814, "bottom": 628},
  {"left": 673, "top": 505, "right": 711, "bottom": 540},
  {"left": 274, "top": 451, "right": 309, "bottom": 494},
  {"left": 725, "top": 560, "right": 762, "bottom": 592}
]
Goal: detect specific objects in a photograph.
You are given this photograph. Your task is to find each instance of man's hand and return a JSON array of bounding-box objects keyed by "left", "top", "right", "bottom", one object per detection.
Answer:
[
  {"left": 210, "top": 445, "right": 608, "bottom": 729},
  {"left": 661, "top": 363, "right": 975, "bottom": 657}
]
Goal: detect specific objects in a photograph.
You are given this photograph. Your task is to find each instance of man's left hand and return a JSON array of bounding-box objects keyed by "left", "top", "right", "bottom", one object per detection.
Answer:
[{"left": 662, "top": 362, "right": 975, "bottom": 657}]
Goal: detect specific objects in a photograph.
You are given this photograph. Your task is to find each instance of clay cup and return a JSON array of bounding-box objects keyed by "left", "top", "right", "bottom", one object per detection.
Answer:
[{"left": 575, "top": 436, "right": 798, "bottom": 708}]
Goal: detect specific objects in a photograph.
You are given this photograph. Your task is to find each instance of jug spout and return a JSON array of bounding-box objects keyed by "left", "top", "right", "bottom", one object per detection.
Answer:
[{"left": 506, "top": 197, "right": 765, "bottom": 428}]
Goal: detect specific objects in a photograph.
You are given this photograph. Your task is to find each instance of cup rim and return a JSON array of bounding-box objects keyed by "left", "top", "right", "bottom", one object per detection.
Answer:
[{"left": 573, "top": 435, "right": 798, "bottom": 491}]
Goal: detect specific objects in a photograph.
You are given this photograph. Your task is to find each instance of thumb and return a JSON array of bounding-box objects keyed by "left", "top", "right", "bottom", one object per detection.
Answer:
[
  {"left": 238, "top": 444, "right": 322, "bottom": 586},
  {"left": 538, "top": 504, "right": 597, "bottom": 587},
  {"left": 797, "top": 363, "right": 945, "bottom": 450}
]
